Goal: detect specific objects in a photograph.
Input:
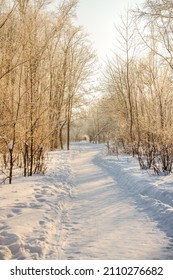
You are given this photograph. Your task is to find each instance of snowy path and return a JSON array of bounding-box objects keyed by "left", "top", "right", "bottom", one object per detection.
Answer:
[{"left": 62, "top": 143, "right": 172, "bottom": 260}]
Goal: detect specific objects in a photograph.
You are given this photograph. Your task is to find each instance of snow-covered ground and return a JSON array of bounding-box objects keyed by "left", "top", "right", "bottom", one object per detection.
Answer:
[
  {"left": 0, "top": 142, "right": 173, "bottom": 259},
  {"left": 0, "top": 150, "right": 73, "bottom": 259}
]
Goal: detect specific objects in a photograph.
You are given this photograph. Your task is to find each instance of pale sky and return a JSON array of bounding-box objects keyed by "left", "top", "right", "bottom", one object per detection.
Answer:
[{"left": 76, "top": 0, "right": 144, "bottom": 61}]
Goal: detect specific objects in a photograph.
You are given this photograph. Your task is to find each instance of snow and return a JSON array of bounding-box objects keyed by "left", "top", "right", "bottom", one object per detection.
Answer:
[
  {"left": 0, "top": 142, "right": 173, "bottom": 259},
  {"left": 0, "top": 151, "right": 73, "bottom": 259}
]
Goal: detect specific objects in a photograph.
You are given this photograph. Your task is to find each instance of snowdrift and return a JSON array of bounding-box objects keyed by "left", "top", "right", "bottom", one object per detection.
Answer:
[{"left": 94, "top": 148, "right": 173, "bottom": 242}]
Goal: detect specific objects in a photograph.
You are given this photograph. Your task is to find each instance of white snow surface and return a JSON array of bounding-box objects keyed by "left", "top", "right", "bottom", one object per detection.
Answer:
[{"left": 0, "top": 142, "right": 173, "bottom": 259}]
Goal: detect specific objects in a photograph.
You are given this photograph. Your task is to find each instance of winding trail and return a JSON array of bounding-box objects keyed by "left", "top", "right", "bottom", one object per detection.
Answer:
[{"left": 61, "top": 143, "right": 171, "bottom": 259}]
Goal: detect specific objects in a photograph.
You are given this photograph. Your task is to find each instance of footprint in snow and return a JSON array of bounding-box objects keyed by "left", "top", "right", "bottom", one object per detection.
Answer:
[
  {"left": 0, "top": 232, "right": 20, "bottom": 248},
  {"left": 39, "top": 220, "right": 45, "bottom": 226},
  {"left": 42, "top": 186, "right": 49, "bottom": 189},
  {"left": 11, "top": 208, "right": 22, "bottom": 215},
  {"left": 0, "top": 246, "right": 12, "bottom": 259},
  {"left": 0, "top": 225, "right": 8, "bottom": 231},
  {"left": 37, "top": 198, "right": 46, "bottom": 203},
  {"left": 29, "top": 203, "right": 41, "bottom": 209},
  {"left": 7, "top": 214, "right": 14, "bottom": 218},
  {"left": 35, "top": 194, "right": 42, "bottom": 199}
]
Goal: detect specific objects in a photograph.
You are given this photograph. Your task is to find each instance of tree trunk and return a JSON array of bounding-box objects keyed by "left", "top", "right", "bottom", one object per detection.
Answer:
[
  {"left": 67, "top": 118, "right": 70, "bottom": 150},
  {"left": 9, "top": 149, "right": 13, "bottom": 184},
  {"left": 23, "top": 142, "right": 28, "bottom": 177}
]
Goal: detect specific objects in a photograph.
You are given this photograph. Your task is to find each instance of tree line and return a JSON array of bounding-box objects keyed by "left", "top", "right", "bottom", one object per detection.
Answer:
[
  {"left": 0, "top": 0, "right": 96, "bottom": 183},
  {"left": 85, "top": 0, "right": 173, "bottom": 175}
]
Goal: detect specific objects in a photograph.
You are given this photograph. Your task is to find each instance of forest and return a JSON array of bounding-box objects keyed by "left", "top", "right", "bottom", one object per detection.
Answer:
[
  {"left": 0, "top": 0, "right": 96, "bottom": 183},
  {"left": 1, "top": 0, "right": 173, "bottom": 184}
]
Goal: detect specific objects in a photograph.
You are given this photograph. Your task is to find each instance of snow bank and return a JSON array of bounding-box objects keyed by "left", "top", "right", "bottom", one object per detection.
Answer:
[
  {"left": 94, "top": 146, "right": 173, "bottom": 242},
  {"left": 0, "top": 150, "right": 74, "bottom": 260}
]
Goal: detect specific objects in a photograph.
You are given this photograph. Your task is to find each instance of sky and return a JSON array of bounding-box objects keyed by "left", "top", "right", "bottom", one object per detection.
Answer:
[{"left": 76, "top": 0, "right": 144, "bottom": 61}]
